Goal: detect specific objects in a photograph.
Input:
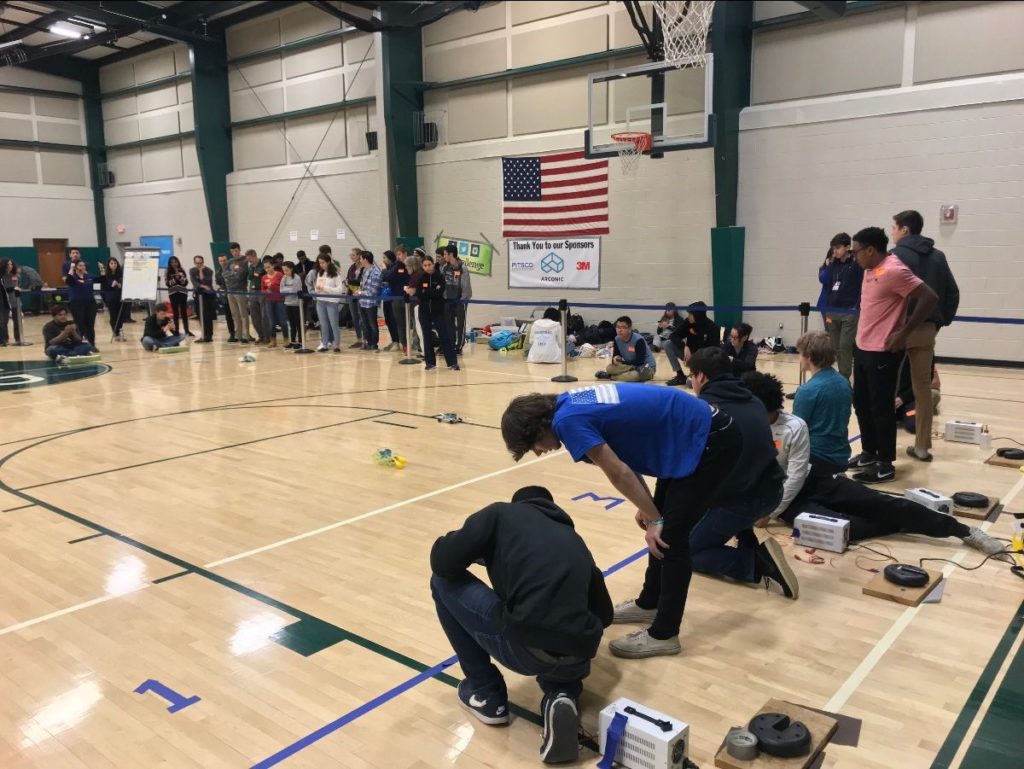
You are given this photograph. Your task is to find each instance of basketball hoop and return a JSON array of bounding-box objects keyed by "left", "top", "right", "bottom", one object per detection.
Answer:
[
  {"left": 654, "top": 0, "right": 715, "bottom": 67},
  {"left": 611, "top": 131, "right": 652, "bottom": 175}
]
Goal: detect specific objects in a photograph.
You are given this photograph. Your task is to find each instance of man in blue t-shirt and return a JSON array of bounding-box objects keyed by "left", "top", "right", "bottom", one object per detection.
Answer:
[
  {"left": 596, "top": 316, "right": 656, "bottom": 382},
  {"left": 793, "top": 331, "right": 853, "bottom": 473},
  {"left": 501, "top": 383, "right": 741, "bottom": 660}
]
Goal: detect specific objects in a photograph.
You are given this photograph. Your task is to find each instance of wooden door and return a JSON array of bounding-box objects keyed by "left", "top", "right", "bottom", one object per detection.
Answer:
[{"left": 34, "top": 238, "right": 68, "bottom": 288}]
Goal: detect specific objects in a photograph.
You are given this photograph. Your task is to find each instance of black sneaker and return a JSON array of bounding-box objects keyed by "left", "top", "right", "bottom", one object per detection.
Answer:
[
  {"left": 848, "top": 452, "right": 878, "bottom": 470},
  {"left": 853, "top": 464, "right": 895, "bottom": 484},
  {"left": 665, "top": 373, "right": 686, "bottom": 386},
  {"left": 755, "top": 539, "right": 799, "bottom": 599},
  {"left": 425, "top": 364, "right": 436, "bottom": 370},
  {"left": 227, "top": 337, "right": 239, "bottom": 343},
  {"left": 595, "top": 370, "right": 611, "bottom": 380},
  {"left": 448, "top": 364, "right": 460, "bottom": 371},
  {"left": 540, "top": 693, "right": 578, "bottom": 764},
  {"left": 458, "top": 681, "right": 509, "bottom": 726}
]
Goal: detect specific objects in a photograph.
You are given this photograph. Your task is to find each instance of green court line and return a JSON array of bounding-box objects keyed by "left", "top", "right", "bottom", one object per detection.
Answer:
[
  {"left": 930, "top": 597, "right": 1024, "bottom": 769},
  {"left": 959, "top": 629, "right": 1024, "bottom": 769}
]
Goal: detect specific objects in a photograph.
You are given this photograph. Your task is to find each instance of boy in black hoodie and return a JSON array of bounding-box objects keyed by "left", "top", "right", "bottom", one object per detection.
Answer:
[
  {"left": 686, "top": 347, "right": 797, "bottom": 598},
  {"left": 665, "top": 300, "right": 721, "bottom": 386},
  {"left": 430, "top": 486, "right": 612, "bottom": 764}
]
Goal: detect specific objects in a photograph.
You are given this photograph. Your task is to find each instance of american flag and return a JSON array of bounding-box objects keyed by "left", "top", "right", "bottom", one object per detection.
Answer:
[
  {"left": 502, "top": 150, "right": 609, "bottom": 238},
  {"left": 568, "top": 384, "right": 620, "bottom": 406}
]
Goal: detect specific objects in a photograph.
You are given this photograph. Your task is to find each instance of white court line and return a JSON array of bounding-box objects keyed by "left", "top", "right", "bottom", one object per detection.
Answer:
[
  {"left": 824, "top": 471, "right": 1024, "bottom": 713},
  {"left": 0, "top": 587, "right": 149, "bottom": 637},
  {"left": 203, "top": 451, "right": 564, "bottom": 568}
]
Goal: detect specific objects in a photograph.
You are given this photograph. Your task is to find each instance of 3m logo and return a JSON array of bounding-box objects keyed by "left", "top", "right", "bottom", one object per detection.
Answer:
[
  {"left": 540, "top": 253, "right": 564, "bottom": 273},
  {"left": 572, "top": 492, "right": 625, "bottom": 510},
  {"left": 576, "top": 261, "right": 591, "bottom": 270}
]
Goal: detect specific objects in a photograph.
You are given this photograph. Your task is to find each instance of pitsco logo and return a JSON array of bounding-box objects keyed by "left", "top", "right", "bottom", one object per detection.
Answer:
[{"left": 540, "top": 252, "right": 564, "bottom": 273}]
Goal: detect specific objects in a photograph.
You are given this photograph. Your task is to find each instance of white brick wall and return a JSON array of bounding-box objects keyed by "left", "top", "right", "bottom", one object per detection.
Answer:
[
  {"left": 739, "top": 99, "right": 1024, "bottom": 362},
  {"left": 418, "top": 145, "right": 716, "bottom": 329}
]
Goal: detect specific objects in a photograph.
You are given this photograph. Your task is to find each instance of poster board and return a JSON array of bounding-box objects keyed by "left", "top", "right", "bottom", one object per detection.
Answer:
[
  {"left": 121, "top": 248, "right": 161, "bottom": 301},
  {"left": 437, "top": 235, "right": 493, "bottom": 276},
  {"left": 508, "top": 237, "right": 600, "bottom": 290},
  {"left": 140, "top": 235, "right": 174, "bottom": 268}
]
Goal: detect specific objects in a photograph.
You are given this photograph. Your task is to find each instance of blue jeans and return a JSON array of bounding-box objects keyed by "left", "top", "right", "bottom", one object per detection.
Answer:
[
  {"left": 316, "top": 302, "right": 339, "bottom": 347},
  {"left": 142, "top": 334, "right": 184, "bottom": 351},
  {"left": 46, "top": 343, "right": 93, "bottom": 359},
  {"left": 359, "top": 305, "right": 379, "bottom": 347},
  {"left": 690, "top": 483, "right": 783, "bottom": 583},
  {"left": 263, "top": 301, "right": 288, "bottom": 340},
  {"left": 430, "top": 572, "right": 590, "bottom": 700}
]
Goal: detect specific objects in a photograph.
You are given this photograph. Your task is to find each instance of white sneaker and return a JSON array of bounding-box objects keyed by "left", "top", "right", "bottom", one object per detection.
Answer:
[
  {"left": 316, "top": 344, "right": 327, "bottom": 352},
  {"left": 963, "top": 527, "right": 1013, "bottom": 563},
  {"left": 608, "top": 629, "right": 680, "bottom": 659},
  {"left": 612, "top": 599, "right": 657, "bottom": 624}
]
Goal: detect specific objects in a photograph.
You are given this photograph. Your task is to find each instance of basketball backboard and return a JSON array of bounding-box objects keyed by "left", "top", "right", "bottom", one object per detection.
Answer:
[{"left": 585, "top": 56, "right": 713, "bottom": 159}]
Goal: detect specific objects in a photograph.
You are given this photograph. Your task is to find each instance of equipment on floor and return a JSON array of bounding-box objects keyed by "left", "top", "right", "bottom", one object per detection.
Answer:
[
  {"left": 239, "top": 352, "right": 256, "bottom": 362},
  {"left": 374, "top": 448, "right": 406, "bottom": 469},
  {"left": 996, "top": 447, "right": 1024, "bottom": 460},
  {"left": 952, "top": 491, "right": 989, "bottom": 509},
  {"left": 747, "top": 713, "right": 810, "bottom": 758},
  {"left": 599, "top": 697, "right": 689, "bottom": 769},
  {"left": 945, "top": 420, "right": 991, "bottom": 448},
  {"left": 725, "top": 728, "right": 759, "bottom": 761},
  {"left": 791, "top": 513, "right": 849, "bottom": 553},
  {"left": 434, "top": 412, "right": 463, "bottom": 424},
  {"left": 884, "top": 563, "right": 929, "bottom": 587},
  {"left": 904, "top": 488, "right": 954, "bottom": 515}
]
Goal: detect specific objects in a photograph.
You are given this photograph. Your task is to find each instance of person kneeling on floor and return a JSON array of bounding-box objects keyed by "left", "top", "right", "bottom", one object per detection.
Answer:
[
  {"left": 685, "top": 347, "right": 796, "bottom": 597},
  {"left": 597, "top": 316, "right": 655, "bottom": 382},
  {"left": 741, "top": 370, "right": 1007, "bottom": 559},
  {"left": 430, "top": 486, "right": 612, "bottom": 764},
  {"left": 42, "top": 305, "right": 94, "bottom": 362},
  {"left": 142, "top": 304, "right": 185, "bottom": 351}
]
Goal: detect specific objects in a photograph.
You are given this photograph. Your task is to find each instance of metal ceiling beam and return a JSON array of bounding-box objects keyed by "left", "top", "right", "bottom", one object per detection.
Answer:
[
  {"left": 306, "top": 1, "right": 382, "bottom": 32},
  {"left": 36, "top": 1, "right": 215, "bottom": 45},
  {"left": 0, "top": 10, "right": 67, "bottom": 43},
  {"left": 795, "top": 1, "right": 848, "bottom": 19}
]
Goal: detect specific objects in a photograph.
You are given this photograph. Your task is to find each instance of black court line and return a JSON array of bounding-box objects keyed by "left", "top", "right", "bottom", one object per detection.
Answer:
[
  {"left": 16, "top": 412, "right": 393, "bottom": 491},
  {"left": 209, "top": 403, "right": 502, "bottom": 431},
  {"left": 2, "top": 503, "right": 35, "bottom": 512},
  {"left": 152, "top": 570, "right": 191, "bottom": 584},
  {"left": 373, "top": 420, "right": 418, "bottom": 429},
  {"left": 68, "top": 532, "right": 106, "bottom": 544}
]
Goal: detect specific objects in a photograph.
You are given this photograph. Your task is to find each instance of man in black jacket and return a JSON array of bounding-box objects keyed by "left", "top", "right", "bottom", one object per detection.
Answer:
[
  {"left": 665, "top": 300, "right": 721, "bottom": 386},
  {"left": 407, "top": 255, "right": 458, "bottom": 370},
  {"left": 430, "top": 486, "right": 612, "bottom": 764},
  {"left": 686, "top": 348, "right": 796, "bottom": 598},
  {"left": 891, "top": 210, "right": 959, "bottom": 462}
]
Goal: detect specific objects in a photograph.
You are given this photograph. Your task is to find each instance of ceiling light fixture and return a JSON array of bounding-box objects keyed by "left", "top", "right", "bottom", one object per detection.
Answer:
[{"left": 49, "top": 21, "right": 91, "bottom": 39}]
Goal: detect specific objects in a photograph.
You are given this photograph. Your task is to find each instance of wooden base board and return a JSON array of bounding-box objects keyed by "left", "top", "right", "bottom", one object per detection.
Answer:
[
  {"left": 65, "top": 354, "right": 101, "bottom": 365},
  {"left": 714, "top": 699, "right": 838, "bottom": 769},
  {"left": 158, "top": 345, "right": 189, "bottom": 355},
  {"left": 985, "top": 452, "right": 1024, "bottom": 470},
  {"left": 862, "top": 568, "right": 943, "bottom": 607},
  {"left": 953, "top": 496, "right": 1000, "bottom": 521}
]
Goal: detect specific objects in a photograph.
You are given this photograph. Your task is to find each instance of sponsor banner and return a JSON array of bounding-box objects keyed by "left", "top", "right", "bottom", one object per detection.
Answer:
[
  {"left": 507, "top": 237, "right": 600, "bottom": 290},
  {"left": 437, "top": 236, "right": 493, "bottom": 276}
]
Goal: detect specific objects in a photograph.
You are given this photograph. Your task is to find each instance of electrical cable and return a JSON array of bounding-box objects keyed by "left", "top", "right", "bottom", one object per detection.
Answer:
[
  {"left": 919, "top": 548, "right": 1021, "bottom": 572},
  {"left": 230, "top": 38, "right": 376, "bottom": 255},
  {"left": 991, "top": 436, "right": 1024, "bottom": 447}
]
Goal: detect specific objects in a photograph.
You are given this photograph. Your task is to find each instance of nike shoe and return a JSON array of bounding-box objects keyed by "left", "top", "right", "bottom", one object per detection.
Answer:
[
  {"left": 457, "top": 680, "right": 509, "bottom": 726},
  {"left": 848, "top": 452, "right": 878, "bottom": 470},
  {"left": 852, "top": 464, "right": 895, "bottom": 484},
  {"left": 755, "top": 538, "right": 799, "bottom": 599},
  {"left": 540, "top": 693, "right": 579, "bottom": 764}
]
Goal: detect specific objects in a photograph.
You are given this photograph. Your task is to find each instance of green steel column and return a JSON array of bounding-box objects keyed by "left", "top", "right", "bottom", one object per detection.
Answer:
[
  {"left": 189, "top": 38, "right": 233, "bottom": 250},
  {"left": 380, "top": 17, "right": 423, "bottom": 240},
  {"left": 710, "top": 0, "right": 753, "bottom": 328},
  {"left": 81, "top": 70, "right": 108, "bottom": 248}
]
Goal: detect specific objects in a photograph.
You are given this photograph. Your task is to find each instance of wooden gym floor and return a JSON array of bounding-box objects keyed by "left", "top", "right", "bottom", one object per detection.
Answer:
[{"left": 1, "top": 313, "right": 1022, "bottom": 769}]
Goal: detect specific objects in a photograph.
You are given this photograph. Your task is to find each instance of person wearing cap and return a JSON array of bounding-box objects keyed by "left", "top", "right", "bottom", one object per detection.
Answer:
[
  {"left": 818, "top": 232, "right": 861, "bottom": 379},
  {"left": 430, "top": 485, "right": 612, "bottom": 764},
  {"left": 664, "top": 301, "right": 720, "bottom": 387}
]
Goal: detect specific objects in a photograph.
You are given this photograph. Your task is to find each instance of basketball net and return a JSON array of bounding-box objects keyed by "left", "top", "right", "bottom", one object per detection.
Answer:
[
  {"left": 653, "top": 0, "right": 715, "bottom": 67},
  {"left": 611, "top": 132, "right": 651, "bottom": 176}
]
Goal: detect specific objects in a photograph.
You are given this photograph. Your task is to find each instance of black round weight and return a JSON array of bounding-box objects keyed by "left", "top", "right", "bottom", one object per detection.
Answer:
[
  {"left": 953, "top": 491, "right": 989, "bottom": 509},
  {"left": 747, "top": 713, "right": 811, "bottom": 758}
]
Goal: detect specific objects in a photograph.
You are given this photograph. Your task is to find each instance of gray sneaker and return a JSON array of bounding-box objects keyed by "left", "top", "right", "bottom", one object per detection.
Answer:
[
  {"left": 608, "top": 629, "right": 680, "bottom": 659},
  {"left": 612, "top": 599, "right": 657, "bottom": 624},
  {"left": 963, "top": 527, "right": 1013, "bottom": 563}
]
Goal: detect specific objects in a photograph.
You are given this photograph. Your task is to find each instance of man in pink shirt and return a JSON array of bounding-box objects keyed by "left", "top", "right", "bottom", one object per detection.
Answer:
[{"left": 848, "top": 227, "right": 937, "bottom": 484}]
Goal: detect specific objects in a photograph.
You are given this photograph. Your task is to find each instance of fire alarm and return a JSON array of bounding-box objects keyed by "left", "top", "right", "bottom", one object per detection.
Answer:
[
  {"left": 940, "top": 204, "right": 958, "bottom": 224},
  {"left": 116, "top": 224, "right": 126, "bottom": 234}
]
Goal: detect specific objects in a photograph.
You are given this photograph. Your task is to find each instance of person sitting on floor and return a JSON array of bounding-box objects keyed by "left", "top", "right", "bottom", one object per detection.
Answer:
[
  {"left": 596, "top": 316, "right": 655, "bottom": 382},
  {"left": 42, "top": 305, "right": 94, "bottom": 362},
  {"left": 142, "top": 304, "right": 185, "bottom": 351},
  {"left": 653, "top": 302, "right": 682, "bottom": 352},
  {"left": 792, "top": 331, "right": 854, "bottom": 476},
  {"left": 741, "top": 370, "right": 1006, "bottom": 558},
  {"left": 430, "top": 485, "right": 612, "bottom": 764},
  {"left": 527, "top": 307, "right": 565, "bottom": 364},
  {"left": 664, "top": 300, "right": 721, "bottom": 387},
  {"left": 722, "top": 322, "right": 758, "bottom": 375},
  {"left": 685, "top": 347, "right": 795, "bottom": 597}
]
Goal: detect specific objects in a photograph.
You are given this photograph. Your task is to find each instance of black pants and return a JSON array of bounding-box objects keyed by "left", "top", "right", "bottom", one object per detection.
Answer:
[
  {"left": 420, "top": 310, "right": 457, "bottom": 368},
  {"left": 195, "top": 292, "right": 216, "bottom": 340},
  {"left": 782, "top": 462, "right": 969, "bottom": 541},
  {"left": 69, "top": 299, "right": 97, "bottom": 345},
  {"left": 360, "top": 305, "right": 379, "bottom": 347},
  {"left": 286, "top": 305, "right": 301, "bottom": 344},
  {"left": 853, "top": 347, "right": 903, "bottom": 464},
  {"left": 104, "top": 295, "right": 126, "bottom": 335},
  {"left": 636, "top": 410, "right": 743, "bottom": 639},
  {"left": 382, "top": 300, "right": 399, "bottom": 345},
  {"left": 169, "top": 293, "right": 190, "bottom": 335},
  {"left": 445, "top": 303, "right": 466, "bottom": 352}
]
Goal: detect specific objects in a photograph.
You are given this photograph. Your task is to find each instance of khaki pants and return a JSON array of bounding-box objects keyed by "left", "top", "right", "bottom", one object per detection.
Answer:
[
  {"left": 904, "top": 322, "right": 938, "bottom": 452},
  {"left": 607, "top": 363, "right": 654, "bottom": 382},
  {"left": 227, "top": 294, "right": 250, "bottom": 340},
  {"left": 826, "top": 312, "right": 858, "bottom": 379}
]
